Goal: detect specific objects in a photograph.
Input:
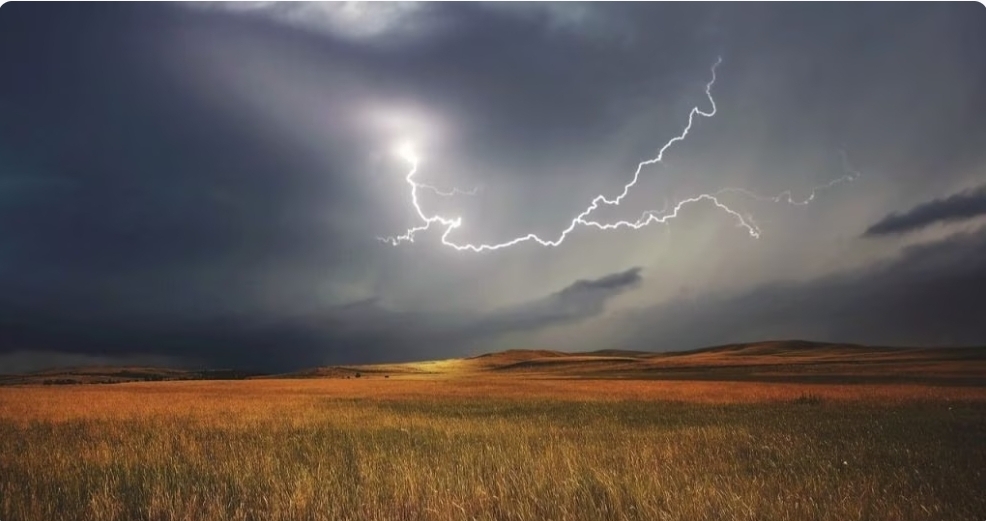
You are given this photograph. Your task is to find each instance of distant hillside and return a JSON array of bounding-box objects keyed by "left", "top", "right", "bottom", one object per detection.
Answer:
[
  {"left": 0, "top": 366, "right": 262, "bottom": 386},
  {"left": 5, "top": 341, "right": 986, "bottom": 386},
  {"left": 281, "top": 340, "right": 986, "bottom": 386}
]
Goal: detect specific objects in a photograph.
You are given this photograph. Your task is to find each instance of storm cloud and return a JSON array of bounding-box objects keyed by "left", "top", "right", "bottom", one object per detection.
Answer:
[
  {"left": 1, "top": 3, "right": 985, "bottom": 372},
  {"left": 618, "top": 227, "right": 986, "bottom": 351},
  {"left": 0, "top": 267, "right": 643, "bottom": 373},
  {"left": 864, "top": 185, "right": 986, "bottom": 237},
  {"left": 467, "top": 267, "right": 643, "bottom": 338}
]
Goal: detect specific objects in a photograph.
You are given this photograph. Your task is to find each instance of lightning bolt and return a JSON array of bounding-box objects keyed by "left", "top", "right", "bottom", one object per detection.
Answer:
[
  {"left": 379, "top": 57, "right": 859, "bottom": 252},
  {"left": 713, "top": 150, "right": 861, "bottom": 206},
  {"left": 417, "top": 183, "right": 480, "bottom": 197},
  {"left": 622, "top": 149, "right": 861, "bottom": 232}
]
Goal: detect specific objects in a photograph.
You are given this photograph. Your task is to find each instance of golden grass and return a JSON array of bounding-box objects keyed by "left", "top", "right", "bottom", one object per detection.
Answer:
[
  {"left": 2, "top": 377, "right": 985, "bottom": 424},
  {"left": 2, "top": 377, "right": 985, "bottom": 520}
]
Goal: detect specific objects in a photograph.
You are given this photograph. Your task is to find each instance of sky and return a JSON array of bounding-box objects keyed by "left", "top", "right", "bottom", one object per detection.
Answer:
[{"left": 1, "top": 2, "right": 985, "bottom": 373}]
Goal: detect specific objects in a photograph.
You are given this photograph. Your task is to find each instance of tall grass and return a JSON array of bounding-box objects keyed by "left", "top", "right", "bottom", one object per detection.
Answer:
[{"left": 1, "top": 386, "right": 984, "bottom": 521}]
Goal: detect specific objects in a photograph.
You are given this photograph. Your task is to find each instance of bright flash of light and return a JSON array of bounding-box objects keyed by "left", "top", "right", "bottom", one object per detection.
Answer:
[
  {"left": 379, "top": 57, "right": 860, "bottom": 252},
  {"left": 395, "top": 141, "right": 418, "bottom": 163}
]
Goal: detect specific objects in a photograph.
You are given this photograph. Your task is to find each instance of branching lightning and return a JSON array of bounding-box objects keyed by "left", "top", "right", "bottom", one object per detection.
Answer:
[
  {"left": 417, "top": 184, "right": 480, "bottom": 197},
  {"left": 379, "top": 57, "right": 860, "bottom": 252},
  {"left": 393, "top": 143, "right": 480, "bottom": 198},
  {"left": 713, "top": 150, "right": 861, "bottom": 206}
]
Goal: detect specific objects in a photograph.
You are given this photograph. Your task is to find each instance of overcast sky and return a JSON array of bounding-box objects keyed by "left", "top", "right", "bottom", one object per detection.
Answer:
[{"left": 1, "top": 2, "right": 984, "bottom": 372}]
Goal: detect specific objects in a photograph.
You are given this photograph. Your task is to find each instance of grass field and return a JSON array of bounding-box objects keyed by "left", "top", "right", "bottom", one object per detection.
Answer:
[{"left": 2, "top": 376, "right": 985, "bottom": 521}]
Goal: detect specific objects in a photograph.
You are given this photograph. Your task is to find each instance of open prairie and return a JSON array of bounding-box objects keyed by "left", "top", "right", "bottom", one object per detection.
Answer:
[{"left": 2, "top": 343, "right": 986, "bottom": 521}]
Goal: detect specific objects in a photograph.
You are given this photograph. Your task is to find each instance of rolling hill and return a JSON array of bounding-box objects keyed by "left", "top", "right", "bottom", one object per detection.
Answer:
[
  {"left": 0, "top": 367, "right": 261, "bottom": 386},
  {"left": 281, "top": 340, "right": 986, "bottom": 386},
  {"left": 3, "top": 341, "right": 985, "bottom": 386}
]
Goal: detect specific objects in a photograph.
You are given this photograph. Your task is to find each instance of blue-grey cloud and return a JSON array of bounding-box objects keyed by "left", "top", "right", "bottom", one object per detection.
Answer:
[
  {"left": 0, "top": 267, "right": 642, "bottom": 373},
  {"left": 619, "top": 227, "right": 986, "bottom": 350},
  {"left": 467, "top": 267, "right": 642, "bottom": 338},
  {"left": 0, "top": 2, "right": 984, "bottom": 372},
  {"left": 864, "top": 185, "right": 986, "bottom": 237}
]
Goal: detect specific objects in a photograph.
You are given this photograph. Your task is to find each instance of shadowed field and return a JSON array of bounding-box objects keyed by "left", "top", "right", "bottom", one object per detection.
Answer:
[{"left": 2, "top": 342, "right": 986, "bottom": 520}]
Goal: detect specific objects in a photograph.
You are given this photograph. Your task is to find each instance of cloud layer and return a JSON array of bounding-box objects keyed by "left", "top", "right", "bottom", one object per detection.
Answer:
[
  {"left": 864, "top": 185, "right": 986, "bottom": 237},
  {"left": 0, "top": 3, "right": 984, "bottom": 371},
  {"left": 619, "top": 227, "right": 986, "bottom": 350},
  {"left": 0, "top": 266, "right": 642, "bottom": 373}
]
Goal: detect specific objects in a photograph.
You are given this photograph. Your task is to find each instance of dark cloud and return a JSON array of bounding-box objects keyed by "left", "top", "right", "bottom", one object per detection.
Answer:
[
  {"left": 864, "top": 185, "right": 986, "bottom": 237},
  {"left": 467, "top": 267, "right": 642, "bottom": 338},
  {"left": 0, "top": 3, "right": 379, "bottom": 317},
  {"left": 0, "top": 3, "right": 984, "bottom": 371},
  {"left": 0, "top": 267, "right": 642, "bottom": 373},
  {"left": 620, "top": 228, "right": 986, "bottom": 351}
]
